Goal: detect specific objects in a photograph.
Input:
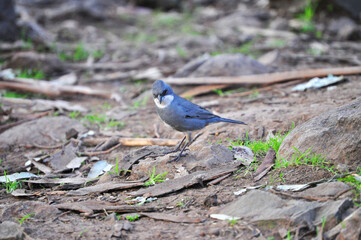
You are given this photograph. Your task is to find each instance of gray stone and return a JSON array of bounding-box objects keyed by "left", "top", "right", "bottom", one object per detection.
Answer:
[
  {"left": 122, "top": 221, "right": 133, "bottom": 231},
  {"left": 106, "top": 107, "right": 136, "bottom": 121},
  {"left": 298, "top": 182, "right": 351, "bottom": 198},
  {"left": 48, "top": 142, "right": 79, "bottom": 171},
  {"left": 331, "top": 0, "right": 361, "bottom": 19},
  {"left": 213, "top": 11, "right": 263, "bottom": 30},
  {"left": 0, "top": 116, "right": 86, "bottom": 150},
  {"left": 187, "top": 141, "right": 235, "bottom": 170},
  {"left": 173, "top": 54, "right": 210, "bottom": 78},
  {"left": 0, "top": 201, "right": 60, "bottom": 223},
  {"left": 278, "top": 97, "right": 361, "bottom": 167},
  {"left": 5, "top": 52, "right": 65, "bottom": 75},
  {"left": 183, "top": 54, "right": 269, "bottom": 77},
  {"left": 325, "top": 207, "right": 361, "bottom": 239},
  {"left": 269, "top": 17, "right": 289, "bottom": 30},
  {"left": 131, "top": 142, "right": 235, "bottom": 180},
  {"left": 0, "top": 221, "right": 24, "bottom": 240},
  {"left": 328, "top": 17, "right": 360, "bottom": 40},
  {"left": 231, "top": 146, "right": 254, "bottom": 166},
  {"left": 57, "top": 20, "right": 82, "bottom": 42},
  {"left": 214, "top": 190, "right": 353, "bottom": 230}
]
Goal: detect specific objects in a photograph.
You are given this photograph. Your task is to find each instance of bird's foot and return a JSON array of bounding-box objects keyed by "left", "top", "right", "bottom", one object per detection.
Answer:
[
  {"left": 166, "top": 136, "right": 186, "bottom": 154},
  {"left": 168, "top": 152, "right": 188, "bottom": 162}
]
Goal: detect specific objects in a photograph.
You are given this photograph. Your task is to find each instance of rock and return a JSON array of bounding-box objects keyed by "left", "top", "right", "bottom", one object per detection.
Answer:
[
  {"left": 133, "top": 0, "right": 181, "bottom": 10},
  {"left": 0, "top": 116, "right": 86, "bottom": 150},
  {"left": 57, "top": 20, "right": 82, "bottom": 42},
  {"left": 269, "top": 0, "right": 309, "bottom": 16},
  {"left": 257, "top": 50, "right": 279, "bottom": 66},
  {"left": 187, "top": 141, "right": 235, "bottom": 170},
  {"left": 328, "top": 17, "right": 360, "bottom": 41},
  {"left": 176, "top": 54, "right": 269, "bottom": 78},
  {"left": 172, "top": 54, "right": 210, "bottom": 78},
  {"left": 325, "top": 207, "right": 361, "bottom": 240},
  {"left": 122, "top": 221, "right": 133, "bottom": 231},
  {"left": 269, "top": 17, "right": 289, "bottom": 31},
  {"left": 0, "top": 221, "right": 24, "bottom": 240},
  {"left": 104, "top": 213, "right": 118, "bottom": 224},
  {"left": 204, "top": 194, "right": 218, "bottom": 207},
  {"left": 213, "top": 190, "right": 353, "bottom": 231},
  {"left": 48, "top": 142, "right": 79, "bottom": 171},
  {"left": 5, "top": 52, "right": 65, "bottom": 76},
  {"left": 111, "top": 223, "right": 123, "bottom": 238},
  {"left": 278, "top": 97, "right": 361, "bottom": 167},
  {"left": 231, "top": 146, "right": 254, "bottom": 166},
  {"left": 213, "top": 11, "right": 264, "bottom": 30},
  {"left": 106, "top": 107, "right": 136, "bottom": 121},
  {"left": 331, "top": 0, "right": 361, "bottom": 19},
  {"left": 0, "top": 201, "right": 60, "bottom": 223},
  {"left": 297, "top": 182, "right": 351, "bottom": 198},
  {"left": 131, "top": 142, "right": 235, "bottom": 179},
  {"left": 0, "top": 0, "right": 19, "bottom": 42}
]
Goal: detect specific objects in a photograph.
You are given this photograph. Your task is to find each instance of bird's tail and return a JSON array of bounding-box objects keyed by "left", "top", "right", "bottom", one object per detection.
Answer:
[{"left": 217, "top": 117, "right": 247, "bottom": 125}]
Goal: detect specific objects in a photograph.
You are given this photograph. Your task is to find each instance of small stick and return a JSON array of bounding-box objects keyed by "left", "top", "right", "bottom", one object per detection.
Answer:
[
  {"left": 208, "top": 173, "right": 232, "bottom": 185},
  {"left": 79, "top": 143, "right": 122, "bottom": 156},
  {"left": 165, "top": 66, "right": 361, "bottom": 85}
]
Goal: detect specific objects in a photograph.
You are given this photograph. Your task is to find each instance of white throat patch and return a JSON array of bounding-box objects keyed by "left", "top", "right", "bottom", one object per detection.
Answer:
[{"left": 154, "top": 95, "right": 174, "bottom": 108}]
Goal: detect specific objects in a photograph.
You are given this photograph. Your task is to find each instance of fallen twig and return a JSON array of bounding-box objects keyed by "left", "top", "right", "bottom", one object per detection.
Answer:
[
  {"left": 82, "top": 137, "right": 179, "bottom": 147},
  {"left": 0, "top": 77, "right": 119, "bottom": 100},
  {"left": 208, "top": 173, "right": 232, "bottom": 185},
  {"left": 269, "top": 189, "right": 329, "bottom": 202},
  {"left": 332, "top": 187, "right": 354, "bottom": 200},
  {"left": 139, "top": 212, "right": 203, "bottom": 223},
  {"left": 180, "top": 84, "right": 228, "bottom": 98},
  {"left": 79, "top": 143, "right": 122, "bottom": 156},
  {"left": 166, "top": 66, "right": 361, "bottom": 86},
  {"left": 0, "top": 111, "right": 51, "bottom": 133}
]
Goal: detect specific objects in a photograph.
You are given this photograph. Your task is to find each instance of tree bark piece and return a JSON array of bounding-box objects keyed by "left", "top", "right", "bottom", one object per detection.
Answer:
[
  {"left": 82, "top": 137, "right": 179, "bottom": 147},
  {"left": 67, "top": 182, "right": 144, "bottom": 196}
]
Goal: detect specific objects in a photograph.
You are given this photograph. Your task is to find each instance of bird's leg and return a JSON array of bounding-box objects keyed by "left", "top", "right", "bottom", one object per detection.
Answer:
[
  {"left": 188, "top": 132, "right": 203, "bottom": 146},
  {"left": 166, "top": 136, "right": 186, "bottom": 154},
  {"left": 173, "top": 135, "right": 187, "bottom": 152},
  {"left": 169, "top": 132, "right": 192, "bottom": 162}
]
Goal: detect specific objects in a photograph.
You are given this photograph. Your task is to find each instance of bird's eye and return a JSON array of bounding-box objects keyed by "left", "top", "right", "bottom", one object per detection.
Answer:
[{"left": 161, "top": 90, "right": 167, "bottom": 96}]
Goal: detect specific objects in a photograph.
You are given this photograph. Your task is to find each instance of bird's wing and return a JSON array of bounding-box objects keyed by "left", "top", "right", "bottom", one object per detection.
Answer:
[{"left": 175, "top": 96, "right": 217, "bottom": 119}]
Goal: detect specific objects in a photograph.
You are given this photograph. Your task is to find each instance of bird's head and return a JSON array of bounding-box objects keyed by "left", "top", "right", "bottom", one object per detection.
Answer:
[{"left": 152, "top": 80, "right": 174, "bottom": 107}]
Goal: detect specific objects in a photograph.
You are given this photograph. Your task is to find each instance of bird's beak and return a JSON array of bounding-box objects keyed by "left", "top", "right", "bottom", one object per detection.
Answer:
[{"left": 158, "top": 95, "right": 163, "bottom": 104}]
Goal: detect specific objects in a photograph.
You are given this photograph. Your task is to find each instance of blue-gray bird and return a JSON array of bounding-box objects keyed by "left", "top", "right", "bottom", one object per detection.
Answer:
[{"left": 152, "top": 80, "right": 247, "bottom": 161}]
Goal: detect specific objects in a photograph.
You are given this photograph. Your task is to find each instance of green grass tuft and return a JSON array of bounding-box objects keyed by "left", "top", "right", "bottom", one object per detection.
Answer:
[
  {"left": 17, "top": 69, "right": 45, "bottom": 79},
  {"left": 2, "top": 171, "right": 22, "bottom": 193},
  {"left": 144, "top": 166, "right": 168, "bottom": 187},
  {"left": 16, "top": 213, "right": 36, "bottom": 225}
]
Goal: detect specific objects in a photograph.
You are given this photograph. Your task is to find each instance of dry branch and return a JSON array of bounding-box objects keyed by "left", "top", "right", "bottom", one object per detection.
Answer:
[
  {"left": 180, "top": 84, "right": 228, "bottom": 98},
  {"left": 0, "top": 77, "right": 118, "bottom": 99},
  {"left": 82, "top": 137, "right": 179, "bottom": 147},
  {"left": 165, "top": 66, "right": 361, "bottom": 86}
]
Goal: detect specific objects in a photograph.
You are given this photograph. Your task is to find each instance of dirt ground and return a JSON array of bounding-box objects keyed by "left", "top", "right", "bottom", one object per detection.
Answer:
[{"left": 0, "top": 0, "right": 361, "bottom": 239}]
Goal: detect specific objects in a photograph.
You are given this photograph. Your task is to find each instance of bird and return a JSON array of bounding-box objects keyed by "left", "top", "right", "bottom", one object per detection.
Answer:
[{"left": 152, "top": 80, "right": 247, "bottom": 162}]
